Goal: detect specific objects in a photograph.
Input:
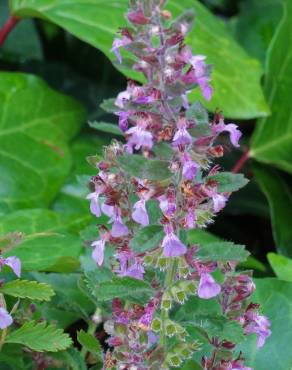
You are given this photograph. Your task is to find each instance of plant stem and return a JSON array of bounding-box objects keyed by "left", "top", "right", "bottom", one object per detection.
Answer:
[
  {"left": 232, "top": 149, "right": 250, "bottom": 173},
  {"left": 0, "top": 15, "right": 20, "bottom": 48}
]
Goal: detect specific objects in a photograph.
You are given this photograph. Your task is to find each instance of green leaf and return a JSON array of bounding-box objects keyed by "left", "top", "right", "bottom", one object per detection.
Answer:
[
  {"left": 77, "top": 330, "right": 102, "bottom": 357},
  {"left": 0, "top": 279, "right": 55, "bottom": 301},
  {"left": 89, "top": 275, "right": 154, "bottom": 304},
  {"left": 186, "top": 102, "right": 209, "bottom": 124},
  {"left": 239, "top": 278, "right": 292, "bottom": 370},
  {"left": 5, "top": 321, "right": 72, "bottom": 352},
  {"left": 185, "top": 315, "right": 245, "bottom": 343},
  {"left": 254, "top": 165, "right": 292, "bottom": 257},
  {"left": 89, "top": 121, "right": 123, "bottom": 136},
  {"left": 51, "top": 348, "right": 87, "bottom": 370},
  {"left": 197, "top": 241, "right": 249, "bottom": 262},
  {"left": 1, "top": 209, "right": 83, "bottom": 271},
  {"left": 130, "top": 225, "right": 164, "bottom": 253},
  {"left": 267, "top": 253, "right": 292, "bottom": 282},
  {"left": 208, "top": 172, "right": 249, "bottom": 193},
  {"left": 231, "top": 0, "right": 283, "bottom": 63},
  {"left": 251, "top": 1, "right": 292, "bottom": 173},
  {"left": 10, "top": 0, "right": 269, "bottom": 119},
  {"left": 0, "top": 72, "right": 84, "bottom": 213},
  {"left": 117, "top": 154, "right": 171, "bottom": 181}
]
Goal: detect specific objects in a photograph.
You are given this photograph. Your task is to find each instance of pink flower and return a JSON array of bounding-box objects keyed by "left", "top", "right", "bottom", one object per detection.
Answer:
[
  {"left": 197, "top": 273, "right": 221, "bottom": 299},
  {"left": 213, "top": 119, "right": 242, "bottom": 147},
  {"left": 132, "top": 199, "right": 149, "bottom": 226},
  {"left": 162, "top": 232, "right": 187, "bottom": 257},
  {"left": 126, "top": 125, "right": 153, "bottom": 151},
  {"left": 182, "top": 158, "right": 199, "bottom": 181},
  {"left": 111, "top": 36, "right": 132, "bottom": 63},
  {"left": 111, "top": 219, "right": 129, "bottom": 237},
  {"left": 115, "top": 90, "right": 131, "bottom": 108},
  {"left": 91, "top": 239, "right": 106, "bottom": 266},
  {"left": 0, "top": 255, "right": 21, "bottom": 277},
  {"left": 116, "top": 250, "right": 145, "bottom": 280},
  {"left": 158, "top": 195, "right": 176, "bottom": 217},
  {"left": 244, "top": 310, "right": 271, "bottom": 348},
  {"left": 172, "top": 127, "right": 192, "bottom": 146},
  {"left": 0, "top": 307, "right": 13, "bottom": 329},
  {"left": 87, "top": 191, "right": 101, "bottom": 217}
]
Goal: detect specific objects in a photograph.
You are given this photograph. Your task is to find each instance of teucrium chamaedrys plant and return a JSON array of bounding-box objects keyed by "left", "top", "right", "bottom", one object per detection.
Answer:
[{"left": 87, "top": 1, "right": 271, "bottom": 368}]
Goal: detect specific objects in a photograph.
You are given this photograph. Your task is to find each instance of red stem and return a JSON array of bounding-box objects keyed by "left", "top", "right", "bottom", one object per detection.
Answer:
[
  {"left": 232, "top": 149, "right": 250, "bottom": 173},
  {"left": 0, "top": 15, "right": 20, "bottom": 48}
]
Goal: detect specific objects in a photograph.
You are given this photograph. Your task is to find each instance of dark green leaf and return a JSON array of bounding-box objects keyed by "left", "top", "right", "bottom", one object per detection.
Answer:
[
  {"left": 0, "top": 73, "right": 84, "bottom": 213},
  {"left": 208, "top": 172, "right": 249, "bottom": 193},
  {"left": 197, "top": 241, "right": 249, "bottom": 262},
  {"left": 117, "top": 154, "right": 171, "bottom": 181},
  {"left": 89, "top": 121, "right": 122, "bottom": 136},
  {"left": 0, "top": 279, "right": 55, "bottom": 301},
  {"left": 254, "top": 165, "right": 292, "bottom": 257},
  {"left": 251, "top": 1, "right": 292, "bottom": 173},
  {"left": 130, "top": 225, "right": 164, "bottom": 253},
  {"left": 10, "top": 0, "right": 269, "bottom": 119},
  {"left": 6, "top": 321, "right": 72, "bottom": 352}
]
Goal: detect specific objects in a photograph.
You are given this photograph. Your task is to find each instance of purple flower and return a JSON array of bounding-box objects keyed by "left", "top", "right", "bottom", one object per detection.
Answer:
[
  {"left": 197, "top": 273, "right": 221, "bottom": 299},
  {"left": 0, "top": 307, "right": 13, "bottom": 329},
  {"left": 158, "top": 195, "right": 176, "bottom": 217},
  {"left": 111, "top": 36, "right": 132, "bottom": 64},
  {"left": 162, "top": 232, "right": 187, "bottom": 257},
  {"left": 116, "top": 111, "right": 131, "bottom": 132},
  {"left": 244, "top": 312, "right": 271, "bottom": 348},
  {"left": 91, "top": 239, "right": 106, "bottom": 266},
  {"left": 111, "top": 219, "right": 129, "bottom": 238},
  {"left": 115, "top": 90, "right": 131, "bottom": 109},
  {"left": 212, "top": 193, "right": 228, "bottom": 213},
  {"left": 213, "top": 119, "right": 242, "bottom": 147},
  {"left": 0, "top": 255, "right": 21, "bottom": 277},
  {"left": 172, "top": 127, "right": 192, "bottom": 147},
  {"left": 185, "top": 210, "right": 196, "bottom": 229},
  {"left": 101, "top": 203, "right": 115, "bottom": 217},
  {"left": 182, "top": 159, "right": 199, "bottom": 181},
  {"left": 87, "top": 191, "right": 101, "bottom": 217},
  {"left": 116, "top": 251, "right": 144, "bottom": 280},
  {"left": 132, "top": 199, "right": 149, "bottom": 226},
  {"left": 126, "top": 125, "right": 153, "bottom": 151}
]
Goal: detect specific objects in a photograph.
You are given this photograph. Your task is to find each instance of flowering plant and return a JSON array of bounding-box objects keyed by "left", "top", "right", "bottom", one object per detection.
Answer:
[{"left": 86, "top": 1, "right": 271, "bottom": 368}]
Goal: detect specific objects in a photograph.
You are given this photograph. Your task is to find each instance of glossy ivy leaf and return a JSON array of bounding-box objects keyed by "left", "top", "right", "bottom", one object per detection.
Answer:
[
  {"left": 77, "top": 330, "right": 102, "bottom": 358},
  {"left": 130, "top": 225, "right": 164, "bottom": 253},
  {"left": 0, "top": 279, "right": 55, "bottom": 301},
  {"left": 0, "top": 73, "right": 84, "bottom": 213},
  {"left": 254, "top": 165, "right": 292, "bottom": 257},
  {"left": 5, "top": 321, "right": 72, "bottom": 352},
  {"left": 197, "top": 241, "right": 249, "bottom": 262},
  {"left": 117, "top": 154, "right": 171, "bottom": 181},
  {"left": 208, "top": 172, "right": 249, "bottom": 193},
  {"left": 89, "top": 121, "right": 123, "bottom": 136},
  {"left": 87, "top": 275, "right": 154, "bottom": 304},
  {"left": 239, "top": 278, "right": 292, "bottom": 370},
  {"left": 1, "top": 209, "right": 83, "bottom": 272},
  {"left": 267, "top": 253, "right": 292, "bottom": 282},
  {"left": 10, "top": 0, "right": 269, "bottom": 119},
  {"left": 231, "top": 0, "right": 283, "bottom": 64},
  {"left": 251, "top": 1, "right": 292, "bottom": 173}
]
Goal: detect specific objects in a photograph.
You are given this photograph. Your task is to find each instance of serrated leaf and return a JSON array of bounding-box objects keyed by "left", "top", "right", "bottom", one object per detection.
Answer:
[
  {"left": 117, "top": 154, "right": 171, "bottom": 181},
  {"left": 5, "top": 321, "right": 72, "bottom": 352},
  {"left": 0, "top": 279, "right": 55, "bottom": 301},
  {"left": 186, "top": 102, "right": 209, "bottom": 124},
  {"left": 77, "top": 330, "right": 102, "bottom": 358},
  {"left": 197, "top": 241, "right": 249, "bottom": 262},
  {"left": 185, "top": 315, "right": 245, "bottom": 344},
  {"left": 208, "top": 172, "right": 249, "bottom": 193},
  {"left": 10, "top": 0, "right": 269, "bottom": 118},
  {"left": 89, "top": 121, "right": 122, "bottom": 136},
  {"left": 91, "top": 276, "right": 154, "bottom": 304},
  {"left": 250, "top": 1, "right": 292, "bottom": 173},
  {"left": 0, "top": 72, "right": 84, "bottom": 213},
  {"left": 130, "top": 225, "right": 164, "bottom": 253}
]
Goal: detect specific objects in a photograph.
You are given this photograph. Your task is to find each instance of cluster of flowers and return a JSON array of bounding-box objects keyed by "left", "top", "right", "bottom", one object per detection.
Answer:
[{"left": 87, "top": 1, "right": 271, "bottom": 368}]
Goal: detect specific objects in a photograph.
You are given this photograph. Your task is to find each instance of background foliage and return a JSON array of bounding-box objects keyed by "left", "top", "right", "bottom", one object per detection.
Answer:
[{"left": 0, "top": 0, "right": 292, "bottom": 369}]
